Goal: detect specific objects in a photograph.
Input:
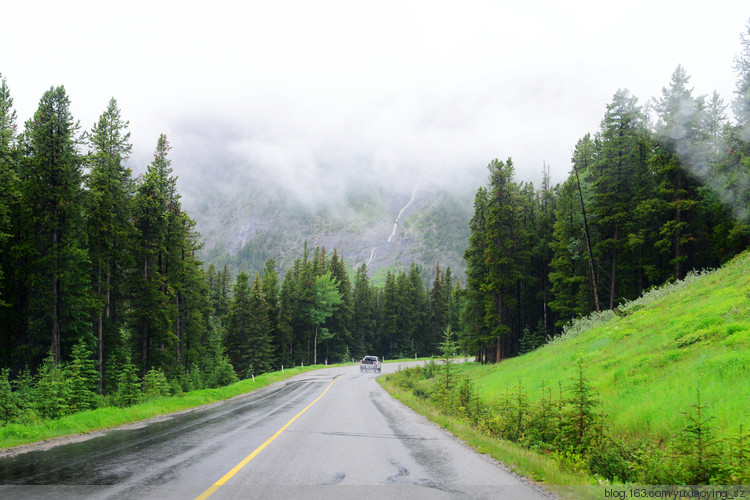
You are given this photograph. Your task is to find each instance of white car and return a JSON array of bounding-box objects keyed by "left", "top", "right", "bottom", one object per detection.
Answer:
[{"left": 359, "top": 356, "right": 381, "bottom": 372}]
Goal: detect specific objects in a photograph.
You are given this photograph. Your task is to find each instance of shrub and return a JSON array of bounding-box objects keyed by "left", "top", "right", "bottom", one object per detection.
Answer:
[
  {"left": 206, "top": 357, "right": 238, "bottom": 388},
  {"left": 142, "top": 368, "right": 171, "bottom": 399},
  {"left": 65, "top": 339, "right": 99, "bottom": 412},
  {"left": 34, "top": 352, "right": 70, "bottom": 419},
  {"left": 677, "top": 388, "right": 718, "bottom": 484},
  {"left": 586, "top": 434, "right": 638, "bottom": 483},
  {"left": 0, "top": 368, "right": 19, "bottom": 425},
  {"left": 561, "top": 359, "right": 600, "bottom": 449},
  {"left": 115, "top": 358, "right": 142, "bottom": 407},
  {"left": 711, "top": 426, "right": 750, "bottom": 485}
]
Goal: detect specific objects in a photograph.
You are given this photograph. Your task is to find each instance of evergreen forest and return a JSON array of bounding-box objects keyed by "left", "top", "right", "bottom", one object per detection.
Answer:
[{"left": 1, "top": 19, "right": 750, "bottom": 424}]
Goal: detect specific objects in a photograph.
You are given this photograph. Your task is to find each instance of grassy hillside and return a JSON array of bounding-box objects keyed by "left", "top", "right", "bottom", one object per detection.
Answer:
[{"left": 460, "top": 250, "right": 750, "bottom": 443}]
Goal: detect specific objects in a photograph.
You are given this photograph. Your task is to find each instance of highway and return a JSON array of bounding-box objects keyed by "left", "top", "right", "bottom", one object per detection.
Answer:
[{"left": 0, "top": 363, "right": 549, "bottom": 499}]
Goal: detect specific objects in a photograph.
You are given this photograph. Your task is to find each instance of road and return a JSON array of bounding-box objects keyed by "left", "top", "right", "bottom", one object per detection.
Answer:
[{"left": 0, "top": 363, "right": 549, "bottom": 499}]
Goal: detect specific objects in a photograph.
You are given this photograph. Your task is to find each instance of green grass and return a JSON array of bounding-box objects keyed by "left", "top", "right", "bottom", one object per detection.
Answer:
[
  {"left": 379, "top": 376, "right": 602, "bottom": 500},
  {"left": 379, "top": 251, "right": 750, "bottom": 489},
  {"left": 461, "top": 251, "right": 750, "bottom": 444},
  {"left": 0, "top": 364, "right": 343, "bottom": 450}
]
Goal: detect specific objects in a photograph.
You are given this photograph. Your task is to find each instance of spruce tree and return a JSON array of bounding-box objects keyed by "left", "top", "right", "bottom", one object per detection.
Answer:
[
  {"left": 0, "top": 75, "right": 17, "bottom": 307},
  {"left": 142, "top": 368, "right": 170, "bottom": 398},
  {"left": 651, "top": 67, "right": 704, "bottom": 281},
  {"left": 590, "top": 89, "right": 646, "bottom": 307},
  {"left": 116, "top": 356, "right": 142, "bottom": 407},
  {"left": 429, "top": 262, "right": 448, "bottom": 353},
  {"left": 226, "top": 272, "right": 252, "bottom": 376},
  {"left": 243, "top": 273, "right": 274, "bottom": 375},
  {"left": 733, "top": 18, "right": 750, "bottom": 140},
  {"left": 351, "top": 264, "right": 375, "bottom": 358},
  {"left": 482, "top": 158, "right": 522, "bottom": 361},
  {"left": 0, "top": 74, "right": 21, "bottom": 368},
  {"left": 261, "top": 259, "right": 282, "bottom": 366},
  {"left": 65, "top": 338, "right": 99, "bottom": 412},
  {"left": 34, "top": 351, "right": 70, "bottom": 419},
  {"left": 86, "top": 97, "right": 134, "bottom": 392},
  {"left": 326, "top": 250, "right": 352, "bottom": 362},
  {"left": 378, "top": 271, "right": 398, "bottom": 358},
  {"left": 0, "top": 368, "right": 18, "bottom": 424},
  {"left": 21, "top": 86, "right": 90, "bottom": 366},
  {"left": 463, "top": 186, "right": 492, "bottom": 362},
  {"left": 129, "top": 134, "right": 177, "bottom": 373}
]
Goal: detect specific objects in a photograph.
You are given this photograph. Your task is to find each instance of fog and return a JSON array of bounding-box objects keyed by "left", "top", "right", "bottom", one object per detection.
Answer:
[{"left": 2, "top": 1, "right": 748, "bottom": 213}]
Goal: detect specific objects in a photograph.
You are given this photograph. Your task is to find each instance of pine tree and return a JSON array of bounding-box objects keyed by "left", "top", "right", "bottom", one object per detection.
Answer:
[
  {"left": 463, "top": 186, "right": 492, "bottom": 362},
  {"left": 208, "top": 264, "right": 231, "bottom": 326},
  {"left": 0, "top": 368, "right": 18, "bottom": 424},
  {"left": 378, "top": 271, "right": 399, "bottom": 358},
  {"left": 438, "top": 326, "right": 456, "bottom": 389},
  {"left": 0, "top": 74, "right": 17, "bottom": 308},
  {"left": 261, "top": 259, "right": 283, "bottom": 367},
  {"left": 278, "top": 267, "right": 296, "bottom": 367},
  {"left": 562, "top": 358, "right": 600, "bottom": 449},
  {"left": 325, "top": 250, "right": 352, "bottom": 363},
  {"left": 243, "top": 273, "right": 274, "bottom": 375},
  {"left": 129, "top": 134, "right": 177, "bottom": 373},
  {"left": 86, "top": 97, "right": 134, "bottom": 392},
  {"left": 21, "top": 86, "right": 90, "bottom": 366},
  {"left": 402, "top": 264, "right": 428, "bottom": 356},
  {"left": 65, "top": 338, "right": 99, "bottom": 412},
  {"left": 726, "top": 18, "right": 750, "bottom": 227},
  {"left": 482, "top": 158, "right": 522, "bottom": 361},
  {"left": 651, "top": 67, "right": 704, "bottom": 281},
  {"left": 226, "top": 272, "right": 252, "bottom": 376},
  {"left": 429, "top": 262, "right": 448, "bottom": 352},
  {"left": 34, "top": 351, "right": 70, "bottom": 419},
  {"left": 142, "top": 367, "right": 170, "bottom": 398},
  {"left": 351, "top": 264, "right": 375, "bottom": 358},
  {"left": 590, "top": 89, "right": 646, "bottom": 307},
  {"left": 733, "top": 18, "right": 750, "bottom": 140},
  {"left": 115, "top": 356, "right": 142, "bottom": 407},
  {"left": 0, "top": 74, "right": 21, "bottom": 369}
]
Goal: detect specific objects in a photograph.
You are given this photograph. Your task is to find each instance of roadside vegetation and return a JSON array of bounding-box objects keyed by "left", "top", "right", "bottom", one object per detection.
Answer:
[
  {"left": 1, "top": 20, "right": 750, "bottom": 488},
  {"left": 0, "top": 363, "right": 336, "bottom": 450},
  {"left": 381, "top": 252, "right": 750, "bottom": 490}
]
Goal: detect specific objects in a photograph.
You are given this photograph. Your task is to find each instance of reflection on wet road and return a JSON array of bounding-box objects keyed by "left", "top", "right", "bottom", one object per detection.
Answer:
[{"left": 0, "top": 364, "right": 548, "bottom": 499}]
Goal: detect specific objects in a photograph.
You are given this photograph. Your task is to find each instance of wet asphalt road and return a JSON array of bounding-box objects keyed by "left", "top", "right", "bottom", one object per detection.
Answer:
[{"left": 0, "top": 363, "right": 549, "bottom": 499}]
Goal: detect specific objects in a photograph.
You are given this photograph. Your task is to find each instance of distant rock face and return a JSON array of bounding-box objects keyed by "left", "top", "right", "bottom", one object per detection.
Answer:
[{"left": 185, "top": 177, "right": 473, "bottom": 282}]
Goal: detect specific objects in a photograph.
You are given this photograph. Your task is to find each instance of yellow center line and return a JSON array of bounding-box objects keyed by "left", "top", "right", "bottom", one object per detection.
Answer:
[{"left": 195, "top": 374, "right": 341, "bottom": 500}]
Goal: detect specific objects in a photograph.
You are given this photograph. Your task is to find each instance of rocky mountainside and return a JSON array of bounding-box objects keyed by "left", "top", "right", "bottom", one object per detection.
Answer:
[{"left": 185, "top": 176, "right": 474, "bottom": 284}]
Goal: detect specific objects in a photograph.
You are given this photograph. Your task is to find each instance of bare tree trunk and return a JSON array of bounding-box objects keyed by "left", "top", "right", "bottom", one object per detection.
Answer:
[
  {"left": 97, "top": 314, "right": 103, "bottom": 393},
  {"left": 674, "top": 170, "right": 683, "bottom": 280},
  {"left": 175, "top": 294, "right": 181, "bottom": 367},
  {"left": 610, "top": 224, "right": 618, "bottom": 310},
  {"left": 97, "top": 263, "right": 104, "bottom": 394},
  {"left": 52, "top": 228, "right": 61, "bottom": 365},
  {"left": 142, "top": 257, "right": 149, "bottom": 371},
  {"left": 573, "top": 162, "right": 600, "bottom": 314}
]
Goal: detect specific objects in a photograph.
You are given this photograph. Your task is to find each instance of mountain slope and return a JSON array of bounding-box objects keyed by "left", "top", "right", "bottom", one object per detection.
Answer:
[
  {"left": 460, "top": 250, "right": 750, "bottom": 442},
  {"left": 188, "top": 178, "right": 474, "bottom": 281}
]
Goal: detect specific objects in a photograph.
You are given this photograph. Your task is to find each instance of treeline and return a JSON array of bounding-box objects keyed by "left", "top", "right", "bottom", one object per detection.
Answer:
[
  {"left": 463, "top": 24, "right": 750, "bottom": 362},
  {"left": 0, "top": 79, "right": 223, "bottom": 395},
  {"left": 206, "top": 250, "right": 459, "bottom": 371},
  {"left": 0, "top": 74, "right": 458, "bottom": 417}
]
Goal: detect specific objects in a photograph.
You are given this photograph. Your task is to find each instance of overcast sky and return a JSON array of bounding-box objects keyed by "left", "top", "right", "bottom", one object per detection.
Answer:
[{"left": 2, "top": 1, "right": 749, "bottom": 200}]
